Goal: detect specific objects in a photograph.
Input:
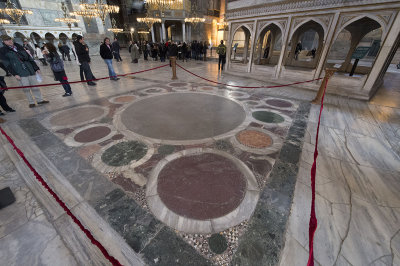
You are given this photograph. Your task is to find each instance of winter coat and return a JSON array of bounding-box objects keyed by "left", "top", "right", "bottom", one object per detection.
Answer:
[
  {"left": 74, "top": 41, "right": 91, "bottom": 63},
  {"left": 112, "top": 41, "right": 120, "bottom": 53},
  {"left": 100, "top": 43, "right": 113, "bottom": 59},
  {"left": 0, "top": 43, "right": 39, "bottom": 77},
  {"left": 130, "top": 45, "right": 139, "bottom": 60},
  {"left": 168, "top": 44, "right": 178, "bottom": 56},
  {"left": 45, "top": 52, "right": 68, "bottom": 82}
]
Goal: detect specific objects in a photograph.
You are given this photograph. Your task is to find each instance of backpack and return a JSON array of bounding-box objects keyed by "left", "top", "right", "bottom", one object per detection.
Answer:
[{"left": 51, "top": 54, "right": 64, "bottom": 72}]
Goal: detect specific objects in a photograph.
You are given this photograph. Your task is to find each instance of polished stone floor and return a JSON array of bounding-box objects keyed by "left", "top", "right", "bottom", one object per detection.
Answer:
[{"left": 0, "top": 51, "right": 399, "bottom": 266}]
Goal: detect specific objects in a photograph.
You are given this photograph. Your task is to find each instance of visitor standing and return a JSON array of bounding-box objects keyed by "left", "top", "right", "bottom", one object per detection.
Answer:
[
  {"left": 100, "top": 37, "right": 120, "bottom": 80},
  {"left": 217, "top": 40, "right": 227, "bottom": 71},
  {"left": 0, "top": 64, "right": 15, "bottom": 115},
  {"left": 35, "top": 44, "right": 48, "bottom": 66},
  {"left": 295, "top": 41, "right": 302, "bottom": 60},
  {"left": 203, "top": 41, "right": 208, "bottom": 61},
  {"left": 112, "top": 38, "right": 122, "bottom": 62},
  {"left": 0, "top": 35, "right": 49, "bottom": 108},
  {"left": 74, "top": 35, "right": 96, "bottom": 86},
  {"left": 43, "top": 43, "right": 73, "bottom": 97},
  {"left": 23, "top": 40, "right": 35, "bottom": 57},
  {"left": 61, "top": 43, "right": 71, "bottom": 61},
  {"left": 130, "top": 41, "right": 139, "bottom": 63}
]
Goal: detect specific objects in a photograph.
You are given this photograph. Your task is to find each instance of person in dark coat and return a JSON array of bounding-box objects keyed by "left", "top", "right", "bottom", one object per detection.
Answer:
[
  {"left": 43, "top": 43, "right": 73, "bottom": 96},
  {"left": 61, "top": 43, "right": 71, "bottom": 61},
  {"left": 202, "top": 41, "right": 208, "bottom": 61},
  {"left": 100, "top": 37, "right": 119, "bottom": 80},
  {"left": 159, "top": 43, "right": 167, "bottom": 62},
  {"left": 111, "top": 38, "right": 122, "bottom": 62},
  {"left": 0, "top": 63, "right": 15, "bottom": 115},
  {"left": 23, "top": 40, "right": 35, "bottom": 57},
  {"left": 74, "top": 35, "right": 96, "bottom": 86},
  {"left": 0, "top": 35, "right": 49, "bottom": 108},
  {"left": 295, "top": 41, "right": 302, "bottom": 60}
]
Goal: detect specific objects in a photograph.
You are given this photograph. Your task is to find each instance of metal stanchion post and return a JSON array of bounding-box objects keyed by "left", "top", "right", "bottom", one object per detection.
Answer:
[
  {"left": 311, "top": 68, "right": 336, "bottom": 104},
  {"left": 171, "top": 56, "right": 178, "bottom": 80}
]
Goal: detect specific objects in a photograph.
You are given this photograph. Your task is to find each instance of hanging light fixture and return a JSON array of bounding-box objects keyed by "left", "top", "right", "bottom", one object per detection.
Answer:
[
  {"left": 137, "top": 16, "right": 161, "bottom": 29},
  {"left": 184, "top": 0, "right": 205, "bottom": 28},
  {"left": 70, "top": 10, "right": 98, "bottom": 27},
  {"left": 55, "top": 2, "right": 79, "bottom": 30},
  {"left": 79, "top": 0, "right": 119, "bottom": 25},
  {"left": 0, "top": 19, "right": 11, "bottom": 24},
  {"left": 107, "top": 18, "right": 123, "bottom": 33},
  {"left": 145, "top": 0, "right": 181, "bottom": 14},
  {"left": 0, "top": 0, "right": 33, "bottom": 25}
]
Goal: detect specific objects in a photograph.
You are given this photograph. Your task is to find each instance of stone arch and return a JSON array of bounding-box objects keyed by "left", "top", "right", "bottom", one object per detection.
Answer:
[
  {"left": 30, "top": 32, "right": 43, "bottom": 46},
  {"left": 13, "top": 32, "right": 26, "bottom": 45},
  {"left": 336, "top": 14, "right": 386, "bottom": 41},
  {"left": 231, "top": 23, "right": 252, "bottom": 40},
  {"left": 258, "top": 21, "right": 284, "bottom": 38},
  {"left": 253, "top": 22, "right": 283, "bottom": 66},
  {"left": 290, "top": 18, "right": 327, "bottom": 41},
  {"left": 45, "top": 32, "right": 56, "bottom": 43},
  {"left": 59, "top": 33, "right": 69, "bottom": 44},
  {"left": 230, "top": 25, "right": 252, "bottom": 65}
]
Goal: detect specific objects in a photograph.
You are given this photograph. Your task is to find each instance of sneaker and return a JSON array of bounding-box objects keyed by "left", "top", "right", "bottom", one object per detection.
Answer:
[
  {"left": 5, "top": 109, "right": 15, "bottom": 112},
  {"left": 62, "top": 93, "right": 72, "bottom": 97},
  {"left": 112, "top": 77, "right": 120, "bottom": 81},
  {"left": 87, "top": 82, "right": 96, "bottom": 86},
  {"left": 29, "top": 104, "right": 36, "bottom": 108},
  {"left": 37, "top": 100, "right": 49, "bottom": 104}
]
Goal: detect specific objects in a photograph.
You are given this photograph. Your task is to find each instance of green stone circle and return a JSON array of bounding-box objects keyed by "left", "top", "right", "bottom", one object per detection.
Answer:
[
  {"left": 252, "top": 111, "right": 285, "bottom": 123},
  {"left": 208, "top": 234, "right": 228, "bottom": 254},
  {"left": 101, "top": 141, "right": 148, "bottom": 167},
  {"left": 158, "top": 145, "right": 176, "bottom": 155}
]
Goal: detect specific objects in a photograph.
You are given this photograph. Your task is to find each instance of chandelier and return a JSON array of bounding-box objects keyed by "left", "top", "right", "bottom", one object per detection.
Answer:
[
  {"left": 138, "top": 31, "right": 150, "bottom": 34},
  {"left": 137, "top": 16, "right": 161, "bottom": 28},
  {"left": 70, "top": 10, "right": 98, "bottom": 27},
  {"left": 0, "top": 19, "right": 10, "bottom": 24},
  {"left": 107, "top": 18, "right": 123, "bottom": 33},
  {"left": 0, "top": 0, "right": 33, "bottom": 25},
  {"left": 184, "top": 1, "right": 204, "bottom": 28},
  {"left": 55, "top": 3, "right": 79, "bottom": 30},
  {"left": 184, "top": 17, "right": 205, "bottom": 23},
  {"left": 79, "top": 0, "right": 119, "bottom": 25}
]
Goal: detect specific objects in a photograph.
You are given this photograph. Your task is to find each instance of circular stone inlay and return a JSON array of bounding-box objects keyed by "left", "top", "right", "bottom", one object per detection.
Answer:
[
  {"left": 114, "top": 96, "right": 135, "bottom": 103},
  {"left": 157, "top": 153, "right": 247, "bottom": 220},
  {"left": 74, "top": 126, "right": 111, "bottom": 143},
  {"left": 50, "top": 106, "right": 105, "bottom": 127},
  {"left": 208, "top": 234, "right": 228, "bottom": 254},
  {"left": 120, "top": 93, "right": 246, "bottom": 141},
  {"left": 101, "top": 141, "right": 147, "bottom": 167},
  {"left": 265, "top": 99, "right": 293, "bottom": 108},
  {"left": 252, "top": 111, "right": 285, "bottom": 124},
  {"left": 169, "top": 82, "right": 188, "bottom": 87},
  {"left": 236, "top": 130, "right": 272, "bottom": 148}
]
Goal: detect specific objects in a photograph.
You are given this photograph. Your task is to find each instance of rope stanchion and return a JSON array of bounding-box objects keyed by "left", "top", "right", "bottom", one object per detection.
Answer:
[
  {"left": 4, "top": 64, "right": 169, "bottom": 90},
  {"left": 0, "top": 127, "right": 123, "bottom": 266},
  {"left": 176, "top": 64, "right": 322, "bottom": 89}
]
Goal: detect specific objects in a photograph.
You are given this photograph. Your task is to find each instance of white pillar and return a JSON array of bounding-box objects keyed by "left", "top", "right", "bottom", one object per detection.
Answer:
[
  {"left": 314, "top": 12, "right": 340, "bottom": 80},
  {"left": 162, "top": 21, "right": 166, "bottom": 42},
  {"left": 226, "top": 22, "right": 233, "bottom": 70},
  {"left": 182, "top": 22, "right": 186, "bottom": 43},
  {"left": 159, "top": 24, "right": 163, "bottom": 42},
  {"left": 188, "top": 24, "right": 192, "bottom": 42},
  {"left": 275, "top": 16, "right": 293, "bottom": 78},
  {"left": 151, "top": 24, "right": 155, "bottom": 43},
  {"left": 248, "top": 20, "right": 258, "bottom": 73}
]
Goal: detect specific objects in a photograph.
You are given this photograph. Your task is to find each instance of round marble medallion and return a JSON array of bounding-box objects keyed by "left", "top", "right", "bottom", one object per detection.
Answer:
[
  {"left": 265, "top": 99, "right": 293, "bottom": 108},
  {"left": 157, "top": 153, "right": 247, "bottom": 220},
  {"left": 101, "top": 141, "right": 148, "bottom": 167},
  {"left": 114, "top": 95, "right": 135, "bottom": 103},
  {"left": 252, "top": 111, "right": 285, "bottom": 123},
  {"left": 74, "top": 126, "right": 111, "bottom": 143},
  {"left": 236, "top": 130, "right": 272, "bottom": 148},
  {"left": 50, "top": 106, "right": 106, "bottom": 127},
  {"left": 120, "top": 93, "right": 246, "bottom": 141}
]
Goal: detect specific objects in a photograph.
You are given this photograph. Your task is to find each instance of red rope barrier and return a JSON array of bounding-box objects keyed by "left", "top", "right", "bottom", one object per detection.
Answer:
[
  {"left": 307, "top": 81, "right": 328, "bottom": 266},
  {"left": 0, "top": 127, "right": 123, "bottom": 266},
  {"left": 176, "top": 64, "right": 322, "bottom": 89},
  {"left": 4, "top": 64, "right": 169, "bottom": 90}
]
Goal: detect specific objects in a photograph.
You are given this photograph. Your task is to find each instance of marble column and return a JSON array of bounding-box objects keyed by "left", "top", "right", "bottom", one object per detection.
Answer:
[
  {"left": 159, "top": 24, "right": 163, "bottom": 42},
  {"left": 151, "top": 24, "right": 155, "bottom": 43},
  {"left": 226, "top": 22, "right": 233, "bottom": 70},
  {"left": 275, "top": 16, "right": 293, "bottom": 78},
  {"left": 243, "top": 31, "right": 250, "bottom": 64},
  {"left": 363, "top": 12, "right": 400, "bottom": 95},
  {"left": 182, "top": 22, "right": 186, "bottom": 43},
  {"left": 314, "top": 12, "right": 340, "bottom": 80},
  {"left": 189, "top": 24, "right": 192, "bottom": 42},
  {"left": 248, "top": 20, "right": 258, "bottom": 73},
  {"left": 162, "top": 21, "right": 166, "bottom": 42}
]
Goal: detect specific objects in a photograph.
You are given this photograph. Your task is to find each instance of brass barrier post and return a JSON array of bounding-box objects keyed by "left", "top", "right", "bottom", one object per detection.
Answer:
[
  {"left": 0, "top": 118, "right": 5, "bottom": 124},
  {"left": 311, "top": 68, "right": 336, "bottom": 104},
  {"left": 170, "top": 56, "right": 178, "bottom": 80}
]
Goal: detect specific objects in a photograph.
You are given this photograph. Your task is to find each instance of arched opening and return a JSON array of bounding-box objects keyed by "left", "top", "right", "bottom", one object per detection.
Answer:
[
  {"left": 230, "top": 26, "right": 252, "bottom": 65},
  {"left": 59, "top": 33, "right": 68, "bottom": 44},
  {"left": 13, "top": 32, "right": 26, "bottom": 45},
  {"left": 285, "top": 20, "right": 324, "bottom": 69},
  {"left": 45, "top": 33, "right": 56, "bottom": 44},
  {"left": 253, "top": 23, "right": 282, "bottom": 67},
  {"left": 326, "top": 17, "right": 382, "bottom": 77},
  {"left": 30, "top": 32, "right": 42, "bottom": 46},
  {"left": 72, "top": 33, "right": 78, "bottom": 42}
]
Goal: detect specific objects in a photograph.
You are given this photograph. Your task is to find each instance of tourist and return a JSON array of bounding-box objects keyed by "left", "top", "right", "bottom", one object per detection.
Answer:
[
  {"left": 100, "top": 37, "right": 120, "bottom": 81},
  {"left": 295, "top": 41, "right": 302, "bottom": 60},
  {"left": 74, "top": 35, "right": 96, "bottom": 86},
  {"left": 61, "top": 43, "right": 71, "bottom": 61},
  {"left": 217, "top": 40, "right": 227, "bottom": 71},
  {"left": 263, "top": 46, "right": 270, "bottom": 58},
  {"left": 68, "top": 41, "right": 77, "bottom": 60},
  {"left": 112, "top": 38, "right": 122, "bottom": 62},
  {"left": 159, "top": 42, "right": 167, "bottom": 62},
  {"left": 0, "top": 35, "right": 49, "bottom": 108},
  {"left": 143, "top": 41, "right": 149, "bottom": 61},
  {"left": 181, "top": 42, "right": 188, "bottom": 62},
  {"left": 35, "top": 44, "right": 48, "bottom": 66},
  {"left": 203, "top": 41, "right": 208, "bottom": 61},
  {"left": 0, "top": 65, "right": 15, "bottom": 115},
  {"left": 23, "top": 40, "right": 35, "bottom": 57},
  {"left": 151, "top": 43, "right": 158, "bottom": 61},
  {"left": 43, "top": 43, "right": 73, "bottom": 96},
  {"left": 130, "top": 41, "right": 139, "bottom": 63}
]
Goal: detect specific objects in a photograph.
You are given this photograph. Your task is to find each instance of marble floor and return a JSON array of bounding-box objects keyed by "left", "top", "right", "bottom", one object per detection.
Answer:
[{"left": 0, "top": 51, "right": 399, "bottom": 266}]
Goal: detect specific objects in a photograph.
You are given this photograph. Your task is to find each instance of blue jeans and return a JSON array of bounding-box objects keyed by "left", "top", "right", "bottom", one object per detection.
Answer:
[{"left": 104, "top": 59, "right": 117, "bottom": 79}]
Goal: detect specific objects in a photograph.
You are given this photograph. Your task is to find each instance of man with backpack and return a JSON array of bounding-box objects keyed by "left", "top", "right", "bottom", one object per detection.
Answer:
[{"left": 217, "top": 40, "right": 227, "bottom": 71}]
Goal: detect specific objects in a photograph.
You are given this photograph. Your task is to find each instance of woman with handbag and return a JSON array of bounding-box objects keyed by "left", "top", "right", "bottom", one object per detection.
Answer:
[
  {"left": 43, "top": 43, "right": 72, "bottom": 97},
  {"left": 0, "top": 65, "right": 15, "bottom": 116}
]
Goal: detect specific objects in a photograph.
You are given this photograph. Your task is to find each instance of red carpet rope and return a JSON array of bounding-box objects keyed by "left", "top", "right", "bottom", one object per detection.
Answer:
[
  {"left": 4, "top": 64, "right": 169, "bottom": 90},
  {"left": 176, "top": 64, "right": 322, "bottom": 88},
  {"left": 0, "top": 127, "right": 123, "bottom": 266},
  {"left": 307, "top": 82, "right": 328, "bottom": 266}
]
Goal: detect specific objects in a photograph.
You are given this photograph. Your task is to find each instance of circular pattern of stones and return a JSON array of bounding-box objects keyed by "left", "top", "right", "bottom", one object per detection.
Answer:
[
  {"left": 119, "top": 93, "right": 246, "bottom": 142},
  {"left": 236, "top": 130, "right": 272, "bottom": 148},
  {"left": 146, "top": 149, "right": 259, "bottom": 234},
  {"left": 252, "top": 111, "right": 285, "bottom": 123},
  {"left": 265, "top": 99, "right": 293, "bottom": 108},
  {"left": 112, "top": 95, "right": 135, "bottom": 103},
  {"left": 50, "top": 106, "right": 106, "bottom": 127},
  {"left": 157, "top": 153, "right": 247, "bottom": 220},
  {"left": 101, "top": 141, "right": 147, "bottom": 167},
  {"left": 74, "top": 126, "right": 112, "bottom": 143}
]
